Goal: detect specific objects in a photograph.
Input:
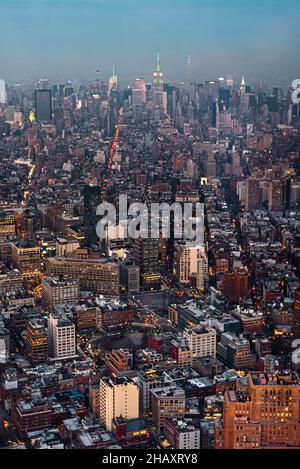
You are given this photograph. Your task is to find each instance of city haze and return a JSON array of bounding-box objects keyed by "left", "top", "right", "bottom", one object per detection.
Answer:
[{"left": 1, "top": 0, "right": 300, "bottom": 83}]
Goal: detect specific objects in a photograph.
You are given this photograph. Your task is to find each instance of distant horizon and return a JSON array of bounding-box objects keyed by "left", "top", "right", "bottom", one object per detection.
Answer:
[
  {"left": 1, "top": 71, "right": 297, "bottom": 90},
  {"left": 1, "top": 0, "right": 300, "bottom": 84}
]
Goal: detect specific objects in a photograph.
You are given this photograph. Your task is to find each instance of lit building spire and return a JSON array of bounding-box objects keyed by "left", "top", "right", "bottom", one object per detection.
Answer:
[
  {"left": 156, "top": 52, "right": 161, "bottom": 72},
  {"left": 153, "top": 52, "right": 163, "bottom": 88},
  {"left": 108, "top": 65, "right": 118, "bottom": 97}
]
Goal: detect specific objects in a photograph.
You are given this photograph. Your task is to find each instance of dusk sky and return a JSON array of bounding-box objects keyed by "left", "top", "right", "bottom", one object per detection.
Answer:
[{"left": 1, "top": 0, "right": 300, "bottom": 84}]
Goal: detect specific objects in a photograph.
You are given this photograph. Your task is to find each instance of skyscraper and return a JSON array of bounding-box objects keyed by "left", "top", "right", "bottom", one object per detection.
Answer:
[
  {"left": 268, "top": 179, "right": 284, "bottom": 212},
  {"left": 35, "top": 89, "right": 52, "bottom": 122},
  {"left": 226, "top": 74, "right": 234, "bottom": 90},
  {"left": 176, "top": 244, "right": 208, "bottom": 290},
  {"left": 48, "top": 312, "right": 76, "bottom": 359},
  {"left": 135, "top": 236, "right": 161, "bottom": 291},
  {"left": 153, "top": 52, "right": 164, "bottom": 110},
  {"left": 132, "top": 78, "right": 146, "bottom": 121},
  {"left": 0, "top": 79, "right": 7, "bottom": 104},
  {"left": 25, "top": 320, "right": 49, "bottom": 364},
  {"left": 245, "top": 177, "right": 261, "bottom": 211},
  {"left": 212, "top": 98, "right": 220, "bottom": 130},
  {"left": 108, "top": 65, "right": 118, "bottom": 97},
  {"left": 240, "top": 75, "right": 246, "bottom": 111},
  {"left": 83, "top": 184, "right": 101, "bottom": 246},
  {"left": 37, "top": 78, "right": 49, "bottom": 90}
]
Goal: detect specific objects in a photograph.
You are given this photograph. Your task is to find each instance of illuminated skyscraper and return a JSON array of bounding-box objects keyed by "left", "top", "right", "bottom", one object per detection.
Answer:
[
  {"left": 132, "top": 78, "right": 146, "bottom": 106},
  {"left": 226, "top": 74, "right": 234, "bottom": 90},
  {"left": 132, "top": 78, "right": 146, "bottom": 121},
  {"left": 108, "top": 65, "right": 118, "bottom": 97},
  {"left": 153, "top": 52, "right": 164, "bottom": 110},
  {"left": 240, "top": 75, "right": 246, "bottom": 110}
]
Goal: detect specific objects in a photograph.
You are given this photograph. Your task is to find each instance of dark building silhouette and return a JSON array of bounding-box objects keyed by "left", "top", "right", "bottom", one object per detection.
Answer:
[
  {"left": 83, "top": 184, "right": 101, "bottom": 247},
  {"left": 35, "top": 89, "right": 52, "bottom": 122},
  {"left": 134, "top": 236, "right": 161, "bottom": 291}
]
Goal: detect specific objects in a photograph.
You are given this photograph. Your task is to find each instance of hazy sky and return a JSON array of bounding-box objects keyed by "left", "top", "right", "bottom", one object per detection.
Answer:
[{"left": 1, "top": 0, "right": 300, "bottom": 84}]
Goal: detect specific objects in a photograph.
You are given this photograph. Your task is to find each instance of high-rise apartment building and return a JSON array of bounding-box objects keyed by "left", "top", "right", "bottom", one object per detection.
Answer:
[
  {"left": 99, "top": 376, "right": 139, "bottom": 432},
  {"left": 176, "top": 244, "right": 208, "bottom": 290},
  {"left": 48, "top": 313, "right": 76, "bottom": 359}
]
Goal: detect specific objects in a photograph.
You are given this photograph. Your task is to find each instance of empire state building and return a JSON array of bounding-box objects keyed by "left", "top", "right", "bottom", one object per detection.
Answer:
[{"left": 153, "top": 52, "right": 164, "bottom": 109}]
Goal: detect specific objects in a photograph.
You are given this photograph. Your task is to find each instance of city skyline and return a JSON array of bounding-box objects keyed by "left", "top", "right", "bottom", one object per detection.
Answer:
[
  {"left": 1, "top": 0, "right": 300, "bottom": 83},
  {"left": 1, "top": 0, "right": 300, "bottom": 456}
]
